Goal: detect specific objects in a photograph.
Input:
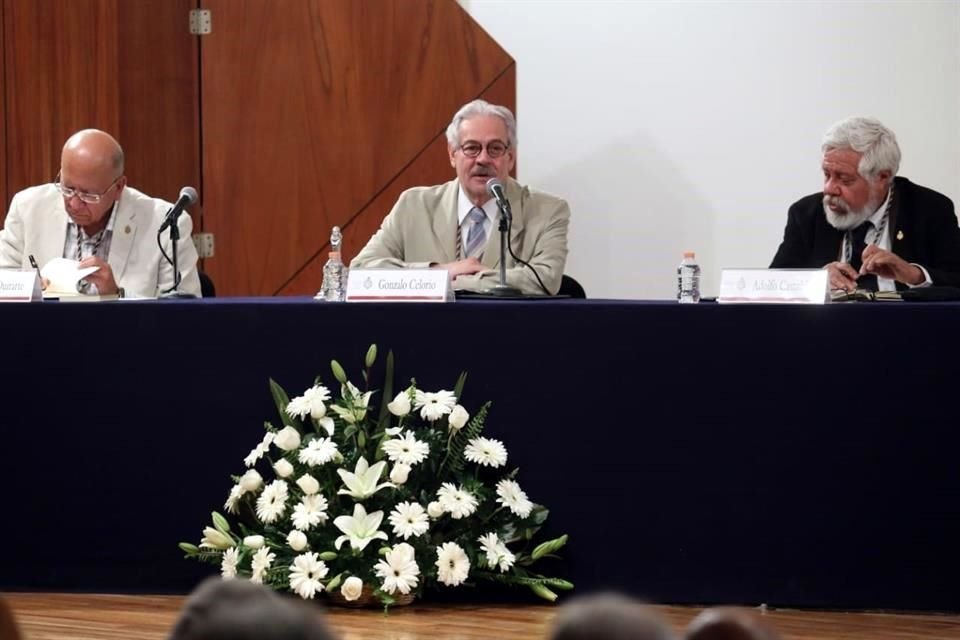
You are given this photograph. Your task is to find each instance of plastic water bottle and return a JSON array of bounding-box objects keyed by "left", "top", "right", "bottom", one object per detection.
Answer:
[
  {"left": 317, "top": 226, "right": 347, "bottom": 301},
  {"left": 677, "top": 251, "right": 701, "bottom": 303}
]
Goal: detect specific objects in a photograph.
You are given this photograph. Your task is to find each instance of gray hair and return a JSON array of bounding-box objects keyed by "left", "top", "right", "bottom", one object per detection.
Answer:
[
  {"left": 445, "top": 99, "right": 518, "bottom": 148},
  {"left": 821, "top": 116, "right": 900, "bottom": 179}
]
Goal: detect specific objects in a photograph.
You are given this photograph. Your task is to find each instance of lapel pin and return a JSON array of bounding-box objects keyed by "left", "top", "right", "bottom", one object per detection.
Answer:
[
  {"left": 124, "top": 225, "right": 131, "bottom": 234},
  {"left": 896, "top": 230, "right": 904, "bottom": 241}
]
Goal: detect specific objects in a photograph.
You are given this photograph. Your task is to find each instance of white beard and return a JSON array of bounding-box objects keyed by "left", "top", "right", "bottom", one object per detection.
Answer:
[{"left": 823, "top": 195, "right": 878, "bottom": 231}]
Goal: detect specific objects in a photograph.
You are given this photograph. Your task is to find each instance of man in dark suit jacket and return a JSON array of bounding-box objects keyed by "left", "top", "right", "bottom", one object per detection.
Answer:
[{"left": 771, "top": 117, "right": 960, "bottom": 291}]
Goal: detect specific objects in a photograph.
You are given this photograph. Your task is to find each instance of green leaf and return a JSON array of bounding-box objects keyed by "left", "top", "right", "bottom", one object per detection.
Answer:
[
  {"left": 440, "top": 401, "right": 490, "bottom": 476},
  {"left": 377, "top": 350, "right": 396, "bottom": 430},
  {"left": 178, "top": 542, "right": 200, "bottom": 555},
  {"left": 331, "top": 360, "right": 347, "bottom": 384},
  {"left": 365, "top": 344, "right": 378, "bottom": 369},
  {"left": 269, "top": 378, "right": 298, "bottom": 428},
  {"left": 212, "top": 511, "right": 231, "bottom": 534},
  {"left": 531, "top": 534, "right": 568, "bottom": 560},
  {"left": 529, "top": 583, "right": 558, "bottom": 602},
  {"left": 453, "top": 371, "right": 468, "bottom": 400}
]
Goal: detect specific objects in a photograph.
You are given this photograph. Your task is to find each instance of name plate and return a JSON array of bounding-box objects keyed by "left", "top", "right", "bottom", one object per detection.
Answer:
[
  {"left": 345, "top": 268, "right": 451, "bottom": 302},
  {"left": 0, "top": 270, "right": 42, "bottom": 302},
  {"left": 718, "top": 269, "right": 828, "bottom": 304}
]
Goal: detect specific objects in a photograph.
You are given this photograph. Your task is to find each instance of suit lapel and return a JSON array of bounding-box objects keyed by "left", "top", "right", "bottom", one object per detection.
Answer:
[
  {"left": 433, "top": 181, "right": 459, "bottom": 264},
  {"left": 107, "top": 193, "right": 137, "bottom": 280},
  {"left": 37, "top": 205, "right": 69, "bottom": 266}
]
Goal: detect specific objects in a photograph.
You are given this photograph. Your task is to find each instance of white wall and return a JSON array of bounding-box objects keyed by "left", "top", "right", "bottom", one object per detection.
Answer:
[{"left": 460, "top": 0, "right": 960, "bottom": 299}]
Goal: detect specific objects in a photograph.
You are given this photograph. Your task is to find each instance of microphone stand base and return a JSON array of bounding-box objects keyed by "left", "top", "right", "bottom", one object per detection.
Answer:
[
  {"left": 159, "top": 291, "right": 198, "bottom": 300},
  {"left": 483, "top": 284, "right": 524, "bottom": 297}
]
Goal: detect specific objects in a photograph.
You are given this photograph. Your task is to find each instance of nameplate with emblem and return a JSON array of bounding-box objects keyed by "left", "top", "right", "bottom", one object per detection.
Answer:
[
  {"left": 718, "top": 269, "right": 828, "bottom": 304},
  {"left": 0, "top": 270, "right": 42, "bottom": 302},
  {"left": 345, "top": 269, "right": 451, "bottom": 302}
]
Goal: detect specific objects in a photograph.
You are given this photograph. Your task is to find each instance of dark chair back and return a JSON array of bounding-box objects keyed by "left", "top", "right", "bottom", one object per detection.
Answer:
[
  {"left": 558, "top": 274, "right": 586, "bottom": 298},
  {"left": 199, "top": 271, "right": 216, "bottom": 298}
]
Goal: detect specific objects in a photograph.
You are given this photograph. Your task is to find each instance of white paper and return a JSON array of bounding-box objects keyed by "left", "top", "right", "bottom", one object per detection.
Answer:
[{"left": 40, "top": 258, "right": 100, "bottom": 295}]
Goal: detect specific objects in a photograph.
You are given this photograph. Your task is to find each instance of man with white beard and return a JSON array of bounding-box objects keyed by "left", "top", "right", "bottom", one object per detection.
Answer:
[{"left": 771, "top": 116, "right": 960, "bottom": 292}]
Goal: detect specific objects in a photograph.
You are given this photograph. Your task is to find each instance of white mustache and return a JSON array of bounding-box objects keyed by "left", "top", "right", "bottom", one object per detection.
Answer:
[{"left": 824, "top": 195, "right": 850, "bottom": 212}]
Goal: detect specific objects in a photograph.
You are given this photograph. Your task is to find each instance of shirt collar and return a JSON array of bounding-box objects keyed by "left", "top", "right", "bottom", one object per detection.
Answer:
[
  {"left": 868, "top": 186, "right": 892, "bottom": 227},
  {"left": 457, "top": 186, "right": 497, "bottom": 226}
]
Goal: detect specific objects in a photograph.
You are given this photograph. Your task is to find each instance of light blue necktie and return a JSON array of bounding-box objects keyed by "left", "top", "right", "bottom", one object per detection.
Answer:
[{"left": 464, "top": 207, "right": 487, "bottom": 258}]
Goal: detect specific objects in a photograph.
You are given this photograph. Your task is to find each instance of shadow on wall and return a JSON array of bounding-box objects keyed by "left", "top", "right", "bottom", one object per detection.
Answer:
[{"left": 539, "top": 133, "right": 717, "bottom": 300}]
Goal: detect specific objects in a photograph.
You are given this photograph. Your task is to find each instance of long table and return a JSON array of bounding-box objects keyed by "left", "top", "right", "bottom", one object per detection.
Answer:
[{"left": 5, "top": 298, "right": 958, "bottom": 610}]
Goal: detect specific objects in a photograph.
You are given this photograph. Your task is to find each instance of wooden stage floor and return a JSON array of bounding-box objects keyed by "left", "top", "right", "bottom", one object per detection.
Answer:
[{"left": 4, "top": 593, "right": 959, "bottom": 640}]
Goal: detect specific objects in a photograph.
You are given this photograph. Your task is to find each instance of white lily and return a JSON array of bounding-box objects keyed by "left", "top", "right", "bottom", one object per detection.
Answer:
[
  {"left": 199, "top": 526, "right": 233, "bottom": 550},
  {"left": 336, "top": 456, "right": 394, "bottom": 500},
  {"left": 333, "top": 503, "right": 389, "bottom": 551}
]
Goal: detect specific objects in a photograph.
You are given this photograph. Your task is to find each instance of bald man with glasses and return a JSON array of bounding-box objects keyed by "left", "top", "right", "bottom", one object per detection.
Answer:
[
  {"left": 0, "top": 129, "right": 200, "bottom": 297},
  {"left": 351, "top": 100, "right": 571, "bottom": 295}
]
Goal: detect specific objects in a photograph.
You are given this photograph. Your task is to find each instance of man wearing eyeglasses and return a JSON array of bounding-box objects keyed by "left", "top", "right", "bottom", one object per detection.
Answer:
[
  {"left": 351, "top": 99, "right": 570, "bottom": 295},
  {"left": 0, "top": 129, "right": 201, "bottom": 297}
]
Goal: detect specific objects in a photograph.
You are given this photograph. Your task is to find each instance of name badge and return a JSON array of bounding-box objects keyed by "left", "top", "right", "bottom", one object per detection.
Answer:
[
  {"left": 718, "top": 269, "right": 828, "bottom": 304},
  {"left": 345, "top": 269, "right": 452, "bottom": 302},
  {"left": 0, "top": 270, "right": 42, "bottom": 302}
]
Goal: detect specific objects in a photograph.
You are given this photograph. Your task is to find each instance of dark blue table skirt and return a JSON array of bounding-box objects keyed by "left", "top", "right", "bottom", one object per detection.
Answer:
[{"left": 4, "top": 298, "right": 958, "bottom": 610}]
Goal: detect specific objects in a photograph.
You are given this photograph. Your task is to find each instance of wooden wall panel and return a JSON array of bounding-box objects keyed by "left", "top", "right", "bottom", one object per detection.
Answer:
[
  {"left": 277, "top": 63, "right": 516, "bottom": 296},
  {"left": 1, "top": 0, "right": 198, "bottom": 228},
  {"left": 201, "top": 0, "right": 516, "bottom": 296},
  {"left": 0, "top": 2, "right": 6, "bottom": 214}
]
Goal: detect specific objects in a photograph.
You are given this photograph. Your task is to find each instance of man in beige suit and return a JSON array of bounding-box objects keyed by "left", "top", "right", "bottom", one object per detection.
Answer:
[
  {"left": 351, "top": 100, "right": 570, "bottom": 295},
  {"left": 0, "top": 129, "right": 200, "bottom": 298}
]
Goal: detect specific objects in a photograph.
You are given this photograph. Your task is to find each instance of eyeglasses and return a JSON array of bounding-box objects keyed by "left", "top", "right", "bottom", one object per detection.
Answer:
[
  {"left": 54, "top": 172, "right": 122, "bottom": 204},
  {"left": 458, "top": 140, "right": 510, "bottom": 159}
]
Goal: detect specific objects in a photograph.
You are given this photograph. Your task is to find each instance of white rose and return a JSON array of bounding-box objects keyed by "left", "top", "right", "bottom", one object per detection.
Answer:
[
  {"left": 390, "top": 463, "right": 411, "bottom": 485},
  {"left": 296, "top": 474, "right": 320, "bottom": 495},
  {"left": 274, "top": 426, "right": 302, "bottom": 451},
  {"left": 273, "top": 459, "right": 294, "bottom": 478},
  {"left": 341, "top": 576, "right": 364, "bottom": 601},
  {"left": 427, "top": 501, "right": 445, "bottom": 519},
  {"left": 243, "top": 535, "right": 264, "bottom": 549},
  {"left": 387, "top": 392, "right": 411, "bottom": 417},
  {"left": 239, "top": 469, "right": 263, "bottom": 492},
  {"left": 448, "top": 404, "right": 469, "bottom": 432},
  {"left": 309, "top": 399, "right": 327, "bottom": 420},
  {"left": 287, "top": 530, "right": 308, "bottom": 551}
]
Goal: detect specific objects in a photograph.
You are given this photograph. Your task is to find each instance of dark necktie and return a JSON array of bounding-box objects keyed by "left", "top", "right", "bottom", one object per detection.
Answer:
[{"left": 848, "top": 222, "right": 878, "bottom": 291}]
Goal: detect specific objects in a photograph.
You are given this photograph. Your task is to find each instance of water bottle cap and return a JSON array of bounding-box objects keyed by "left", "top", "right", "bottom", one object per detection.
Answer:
[
  {"left": 329, "top": 251, "right": 341, "bottom": 258},
  {"left": 683, "top": 251, "right": 695, "bottom": 258}
]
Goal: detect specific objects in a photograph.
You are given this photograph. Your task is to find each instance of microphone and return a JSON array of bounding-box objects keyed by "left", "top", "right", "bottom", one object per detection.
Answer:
[
  {"left": 159, "top": 186, "right": 198, "bottom": 233},
  {"left": 486, "top": 178, "right": 511, "bottom": 222}
]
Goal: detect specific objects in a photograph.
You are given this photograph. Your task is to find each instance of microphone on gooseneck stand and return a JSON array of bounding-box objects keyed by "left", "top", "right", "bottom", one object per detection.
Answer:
[
  {"left": 483, "top": 178, "right": 551, "bottom": 296},
  {"left": 158, "top": 186, "right": 199, "bottom": 299}
]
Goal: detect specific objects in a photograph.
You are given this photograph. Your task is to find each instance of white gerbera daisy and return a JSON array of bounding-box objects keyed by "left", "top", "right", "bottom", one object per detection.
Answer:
[
  {"left": 496, "top": 479, "right": 533, "bottom": 518},
  {"left": 414, "top": 390, "right": 457, "bottom": 421},
  {"left": 375, "top": 543, "right": 420, "bottom": 595},
  {"left": 220, "top": 547, "right": 240, "bottom": 579},
  {"left": 250, "top": 546, "right": 276, "bottom": 584},
  {"left": 224, "top": 484, "right": 243, "bottom": 514},
  {"left": 463, "top": 437, "right": 508, "bottom": 468},
  {"left": 435, "top": 541, "right": 470, "bottom": 586},
  {"left": 388, "top": 501, "right": 430, "bottom": 539},
  {"left": 292, "top": 494, "right": 329, "bottom": 531},
  {"left": 298, "top": 437, "right": 339, "bottom": 466},
  {"left": 478, "top": 532, "right": 516, "bottom": 573},
  {"left": 288, "top": 552, "right": 329, "bottom": 600},
  {"left": 382, "top": 431, "right": 430, "bottom": 466},
  {"left": 243, "top": 432, "right": 275, "bottom": 467},
  {"left": 436, "top": 483, "right": 479, "bottom": 519},
  {"left": 256, "top": 480, "right": 289, "bottom": 524}
]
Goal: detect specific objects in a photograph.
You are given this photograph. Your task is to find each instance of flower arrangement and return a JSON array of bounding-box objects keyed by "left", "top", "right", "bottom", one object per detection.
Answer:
[{"left": 180, "top": 345, "right": 572, "bottom": 607}]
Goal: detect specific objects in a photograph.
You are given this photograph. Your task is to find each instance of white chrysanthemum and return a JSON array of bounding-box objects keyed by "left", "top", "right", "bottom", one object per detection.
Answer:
[
  {"left": 286, "top": 395, "right": 311, "bottom": 419},
  {"left": 388, "top": 501, "right": 430, "bottom": 540},
  {"left": 244, "top": 432, "right": 275, "bottom": 467},
  {"left": 496, "top": 479, "right": 533, "bottom": 518},
  {"left": 382, "top": 431, "right": 430, "bottom": 466},
  {"left": 414, "top": 390, "right": 457, "bottom": 421},
  {"left": 478, "top": 532, "right": 516, "bottom": 573},
  {"left": 292, "top": 494, "right": 329, "bottom": 531},
  {"left": 436, "top": 483, "right": 479, "bottom": 519},
  {"left": 256, "top": 480, "right": 289, "bottom": 524},
  {"left": 375, "top": 543, "right": 420, "bottom": 595},
  {"left": 220, "top": 547, "right": 240, "bottom": 579},
  {"left": 298, "top": 438, "right": 339, "bottom": 467},
  {"left": 288, "top": 552, "right": 329, "bottom": 600},
  {"left": 435, "top": 541, "right": 470, "bottom": 586},
  {"left": 224, "top": 484, "right": 243, "bottom": 514},
  {"left": 463, "top": 437, "right": 508, "bottom": 468},
  {"left": 250, "top": 546, "right": 276, "bottom": 584},
  {"left": 288, "top": 385, "right": 331, "bottom": 420}
]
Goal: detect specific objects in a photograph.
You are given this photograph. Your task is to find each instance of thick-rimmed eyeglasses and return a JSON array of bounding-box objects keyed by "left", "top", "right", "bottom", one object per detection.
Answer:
[
  {"left": 458, "top": 140, "right": 510, "bottom": 159},
  {"left": 54, "top": 172, "right": 122, "bottom": 204}
]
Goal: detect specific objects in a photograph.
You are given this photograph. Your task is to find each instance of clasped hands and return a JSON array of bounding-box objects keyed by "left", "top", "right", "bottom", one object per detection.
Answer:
[
  {"left": 825, "top": 245, "right": 924, "bottom": 291},
  {"left": 433, "top": 257, "right": 489, "bottom": 282}
]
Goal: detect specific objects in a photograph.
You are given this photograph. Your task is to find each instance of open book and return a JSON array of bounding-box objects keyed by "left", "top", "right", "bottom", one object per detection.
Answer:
[{"left": 39, "top": 257, "right": 116, "bottom": 300}]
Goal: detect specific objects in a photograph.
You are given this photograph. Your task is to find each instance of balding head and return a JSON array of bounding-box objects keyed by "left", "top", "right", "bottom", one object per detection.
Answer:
[
  {"left": 548, "top": 592, "right": 676, "bottom": 640},
  {"left": 58, "top": 129, "right": 127, "bottom": 235},
  {"left": 62, "top": 129, "right": 124, "bottom": 176},
  {"left": 685, "top": 607, "right": 781, "bottom": 640}
]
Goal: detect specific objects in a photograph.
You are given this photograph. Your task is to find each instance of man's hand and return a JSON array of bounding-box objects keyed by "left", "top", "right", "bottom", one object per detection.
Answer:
[
  {"left": 434, "top": 257, "right": 487, "bottom": 278},
  {"left": 860, "top": 245, "right": 925, "bottom": 285},
  {"left": 78, "top": 256, "right": 119, "bottom": 294},
  {"left": 824, "top": 261, "right": 860, "bottom": 291}
]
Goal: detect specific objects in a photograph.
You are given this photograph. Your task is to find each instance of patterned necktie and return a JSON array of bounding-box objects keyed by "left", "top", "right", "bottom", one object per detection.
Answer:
[{"left": 464, "top": 207, "right": 487, "bottom": 258}]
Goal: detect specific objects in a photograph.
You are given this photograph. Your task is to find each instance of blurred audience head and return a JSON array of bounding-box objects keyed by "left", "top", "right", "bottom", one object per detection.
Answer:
[
  {"left": 548, "top": 592, "right": 675, "bottom": 640},
  {"left": 0, "top": 597, "right": 23, "bottom": 640},
  {"left": 685, "top": 607, "right": 781, "bottom": 640},
  {"left": 167, "top": 577, "right": 337, "bottom": 640}
]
